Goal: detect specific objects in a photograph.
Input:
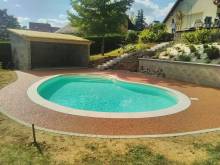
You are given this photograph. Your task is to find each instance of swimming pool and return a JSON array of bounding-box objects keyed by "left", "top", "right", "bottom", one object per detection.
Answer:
[{"left": 27, "top": 74, "right": 191, "bottom": 118}]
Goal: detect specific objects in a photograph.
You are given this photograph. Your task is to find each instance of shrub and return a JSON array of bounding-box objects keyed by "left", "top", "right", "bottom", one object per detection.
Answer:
[
  {"left": 139, "top": 28, "right": 173, "bottom": 43},
  {"left": 182, "top": 29, "right": 211, "bottom": 44},
  {"left": 157, "top": 31, "right": 173, "bottom": 42},
  {"left": 189, "top": 45, "right": 197, "bottom": 53},
  {"left": 204, "top": 46, "right": 220, "bottom": 60},
  {"left": 210, "top": 29, "right": 220, "bottom": 42},
  {"left": 203, "top": 44, "right": 209, "bottom": 49},
  {"left": 177, "top": 55, "right": 191, "bottom": 62},
  {"left": 126, "top": 30, "right": 139, "bottom": 44},
  {"left": 139, "top": 29, "right": 158, "bottom": 43},
  {"left": 87, "top": 34, "right": 126, "bottom": 55}
]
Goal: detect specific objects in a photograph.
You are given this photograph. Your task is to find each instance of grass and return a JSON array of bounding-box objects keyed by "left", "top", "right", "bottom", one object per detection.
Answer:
[
  {"left": 0, "top": 40, "right": 10, "bottom": 44},
  {"left": 90, "top": 48, "right": 123, "bottom": 61},
  {"left": 1, "top": 70, "right": 220, "bottom": 164},
  {"left": 90, "top": 43, "right": 153, "bottom": 61}
]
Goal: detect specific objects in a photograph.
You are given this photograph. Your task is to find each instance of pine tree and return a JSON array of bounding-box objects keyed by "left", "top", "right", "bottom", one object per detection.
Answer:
[{"left": 135, "top": 9, "right": 145, "bottom": 31}]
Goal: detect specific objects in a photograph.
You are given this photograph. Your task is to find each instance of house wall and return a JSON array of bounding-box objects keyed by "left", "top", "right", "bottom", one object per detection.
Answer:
[
  {"left": 165, "top": 0, "right": 218, "bottom": 33},
  {"left": 139, "top": 58, "right": 220, "bottom": 88},
  {"left": 30, "top": 42, "right": 89, "bottom": 69},
  {"left": 9, "top": 33, "right": 31, "bottom": 70}
]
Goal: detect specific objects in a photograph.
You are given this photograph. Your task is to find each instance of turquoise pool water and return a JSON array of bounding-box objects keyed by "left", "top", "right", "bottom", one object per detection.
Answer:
[{"left": 37, "top": 75, "right": 178, "bottom": 113}]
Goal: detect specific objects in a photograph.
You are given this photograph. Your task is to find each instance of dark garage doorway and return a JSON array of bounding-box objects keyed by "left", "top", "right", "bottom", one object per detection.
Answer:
[{"left": 31, "top": 41, "right": 89, "bottom": 69}]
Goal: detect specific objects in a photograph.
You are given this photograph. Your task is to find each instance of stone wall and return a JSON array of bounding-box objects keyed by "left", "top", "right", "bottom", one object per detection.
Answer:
[
  {"left": 9, "top": 33, "right": 31, "bottom": 70},
  {"left": 139, "top": 59, "right": 220, "bottom": 88}
]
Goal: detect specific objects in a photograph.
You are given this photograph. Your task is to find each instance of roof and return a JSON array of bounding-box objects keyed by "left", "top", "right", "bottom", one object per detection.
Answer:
[
  {"left": 163, "top": 0, "right": 183, "bottom": 23},
  {"left": 8, "top": 29, "right": 91, "bottom": 45},
  {"left": 56, "top": 24, "right": 79, "bottom": 34}
]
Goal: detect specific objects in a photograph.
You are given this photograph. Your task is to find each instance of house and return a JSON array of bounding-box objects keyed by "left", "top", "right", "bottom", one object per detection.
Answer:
[
  {"left": 8, "top": 29, "right": 91, "bottom": 70},
  {"left": 164, "top": 0, "right": 219, "bottom": 33},
  {"left": 29, "top": 22, "right": 60, "bottom": 33},
  {"left": 56, "top": 24, "right": 79, "bottom": 35}
]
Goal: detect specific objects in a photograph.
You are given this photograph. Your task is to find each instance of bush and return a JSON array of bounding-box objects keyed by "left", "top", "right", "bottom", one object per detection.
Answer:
[
  {"left": 139, "top": 29, "right": 173, "bottom": 43},
  {"left": 87, "top": 34, "right": 126, "bottom": 55},
  {"left": 177, "top": 55, "right": 191, "bottom": 62},
  {"left": 189, "top": 45, "right": 197, "bottom": 53},
  {"left": 126, "top": 30, "right": 139, "bottom": 44},
  {"left": 182, "top": 29, "right": 212, "bottom": 44},
  {"left": 204, "top": 46, "right": 220, "bottom": 60},
  {"left": 210, "top": 29, "right": 220, "bottom": 42},
  {"left": 157, "top": 31, "right": 173, "bottom": 42},
  {"left": 139, "top": 29, "right": 158, "bottom": 43}
]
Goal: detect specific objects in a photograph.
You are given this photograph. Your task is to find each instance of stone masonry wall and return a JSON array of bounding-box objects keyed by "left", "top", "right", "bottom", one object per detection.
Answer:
[
  {"left": 139, "top": 59, "right": 220, "bottom": 88},
  {"left": 9, "top": 33, "right": 31, "bottom": 70}
]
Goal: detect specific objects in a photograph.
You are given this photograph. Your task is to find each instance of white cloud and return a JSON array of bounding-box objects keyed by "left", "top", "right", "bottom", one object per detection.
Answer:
[
  {"left": 131, "top": 0, "right": 175, "bottom": 23},
  {"left": 3, "top": 0, "right": 8, "bottom": 2},
  {"left": 37, "top": 18, "right": 69, "bottom": 27},
  {"left": 59, "top": 14, "right": 67, "bottom": 19},
  {"left": 17, "top": 17, "right": 30, "bottom": 26},
  {"left": 15, "top": 4, "right": 21, "bottom": 8}
]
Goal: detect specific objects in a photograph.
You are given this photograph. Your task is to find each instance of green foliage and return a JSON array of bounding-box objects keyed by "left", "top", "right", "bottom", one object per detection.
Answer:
[
  {"left": 177, "top": 55, "right": 191, "bottom": 62},
  {"left": 126, "top": 30, "right": 138, "bottom": 43},
  {"left": 135, "top": 9, "right": 145, "bottom": 31},
  {"left": 149, "top": 23, "right": 166, "bottom": 33},
  {"left": 139, "top": 29, "right": 158, "bottom": 43},
  {"left": 87, "top": 34, "right": 125, "bottom": 54},
  {"left": 193, "top": 143, "right": 220, "bottom": 165},
  {"left": 139, "top": 29, "right": 172, "bottom": 43},
  {"left": 122, "top": 43, "right": 150, "bottom": 53},
  {"left": 68, "top": 0, "right": 133, "bottom": 55},
  {"left": 0, "top": 143, "right": 50, "bottom": 164},
  {"left": 77, "top": 144, "right": 172, "bottom": 165},
  {"left": 189, "top": 45, "right": 197, "bottom": 53},
  {"left": 204, "top": 44, "right": 209, "bottom": 49},
  {"left": 138, "top": 23, "right": 172, "bottom": 43},
  {"left": 68, "top": 0, "right": 133, "bottom": 36},
  {"left": 0, "top": 9, "right": 20, "bottom": 40},
  {"left": 182, "top": 29, "right": 212, "bottom": 44},
  {"left": 204, "top": 46, "right": 220, "bottom": 60}
]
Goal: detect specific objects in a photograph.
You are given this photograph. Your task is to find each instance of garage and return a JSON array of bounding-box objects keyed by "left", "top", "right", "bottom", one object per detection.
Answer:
[{"left": 8, "top": 29, "right": 91, "bottom": 70}]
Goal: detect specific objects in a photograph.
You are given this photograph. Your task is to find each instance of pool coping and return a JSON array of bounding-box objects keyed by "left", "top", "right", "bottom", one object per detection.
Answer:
[{"left": 27, "top": 73, "right": 191, "bottom": 119}]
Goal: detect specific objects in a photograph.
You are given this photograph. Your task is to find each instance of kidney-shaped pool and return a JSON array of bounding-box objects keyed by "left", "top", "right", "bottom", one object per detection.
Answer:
[{"left": 27, "top": 74, "right": 191, "bottom": 118}]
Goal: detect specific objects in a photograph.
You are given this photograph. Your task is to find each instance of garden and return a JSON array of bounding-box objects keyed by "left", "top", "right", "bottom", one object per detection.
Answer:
[{"left": 156, "top": 29, "right": 220, "bottom": 64}]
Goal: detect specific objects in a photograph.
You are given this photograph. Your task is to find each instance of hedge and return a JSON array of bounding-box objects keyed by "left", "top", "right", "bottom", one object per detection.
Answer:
[
  {"left": 0, "top": 42, "right": 12, "bottom": 68},
  {"left": 86, "top": 35, "right": 126, "bottom": 55}
]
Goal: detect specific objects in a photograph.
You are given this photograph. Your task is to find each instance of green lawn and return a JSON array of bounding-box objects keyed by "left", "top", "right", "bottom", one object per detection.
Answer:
[
  {"left": 1, "top": 70, "right": 220, "bottom": 164},
  {"left": 0, "top": 40, "right": 10, "bottom": 44},
  {"left": 90, "top": 43, "right": 153, "bottom": 62}
]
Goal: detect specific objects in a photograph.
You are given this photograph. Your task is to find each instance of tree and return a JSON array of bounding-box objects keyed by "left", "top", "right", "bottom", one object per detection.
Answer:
[
  {"left": 0, "top": 9, "right": 20, "bottom": 40},
  {"left": 68, "top": 0, "right": 134, "bottom": 55},
  {"left": 135, "top": 9, "right": 145, "bottom": 31}
]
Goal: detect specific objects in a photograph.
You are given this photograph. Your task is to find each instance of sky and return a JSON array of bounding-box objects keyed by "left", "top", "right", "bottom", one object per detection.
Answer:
[{"left": 0, "top": 0, "right": 176, "bottom": 28}]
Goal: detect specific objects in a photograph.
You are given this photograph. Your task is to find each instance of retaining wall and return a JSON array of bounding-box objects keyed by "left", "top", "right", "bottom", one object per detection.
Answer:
[{"left": 139, "top": 58, "right": 220, "bottom": 88}]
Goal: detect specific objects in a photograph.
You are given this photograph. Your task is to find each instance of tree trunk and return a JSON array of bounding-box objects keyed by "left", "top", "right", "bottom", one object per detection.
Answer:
[{"left": 101, "top": 36, "right": 105, "bottom": 56}]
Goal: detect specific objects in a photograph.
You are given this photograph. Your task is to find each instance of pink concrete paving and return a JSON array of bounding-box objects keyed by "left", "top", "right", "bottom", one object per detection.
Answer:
[{"left": 0, "top": 69, "right": 220, "bottom": 136}]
